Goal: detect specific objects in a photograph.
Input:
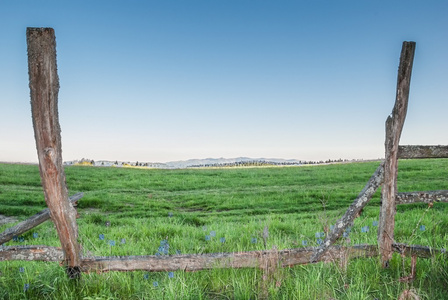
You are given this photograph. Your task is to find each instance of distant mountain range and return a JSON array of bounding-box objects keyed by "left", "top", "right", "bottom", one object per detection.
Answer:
[{"left": 64, "top": 157, "right": 357, "bottom": 169}]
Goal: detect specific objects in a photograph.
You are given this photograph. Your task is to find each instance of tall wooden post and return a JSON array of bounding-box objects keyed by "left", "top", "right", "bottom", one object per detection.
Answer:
[
  {"left": 378, "top": 41, "right": 416, "bottom": 268},
  {"left": 27, "top": 27, "right": 81, "bottom": 278}
]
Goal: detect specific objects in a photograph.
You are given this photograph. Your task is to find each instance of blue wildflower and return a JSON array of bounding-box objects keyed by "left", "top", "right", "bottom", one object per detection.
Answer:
[
  {"left": 220, "top": 237, "right": 226, "bottom": 243},
  {"left": 362, "top": 226, "right": 369, "bottom": 233},
  {"left": 316, "top": 239, "right": 323, "bottom": 245},
  {"left": 121, "top": 238, "right": 126, "bottom": 244},
  {"left": 99, "top": 234, "right": 105, "bottom": 240},
  {"left": 24, "top": 284, "right": 30, "bottom": 292},
  {"left": 420, "top": 225, "right": 426, "bottom": 231},
  {"left": 210, "top": 231, "right": 216, "bottom": 237},
  {"left": 33, "top": 233, "right": 38, "bottom": 238},
  {"left": 168, "top": 271, "right": 174, "bottom": 278},
  {"left": 372, "top": 220, "right": 379, "bottom": 227},
  {"left": 302, "top": 240, "right": 308, "bottom": 246},
  {"left": 144, "top": 274, "right": 149, "bottom": 280},
  {"left": 159, "top": 247, "right": 169, "bottom": 255},
  {"left": 251, "top": 237, "right": 257, "bottom": 244},
  {"left": 153, "top": 281, "right": 159, "bottom": 287},
  {"left": 205, "top": 235, "right": 211, "bottom": 241},
  {"left": 157, "top": 240, "right": 169, "bottom": 254},
  {"left": 109, "top": 240, "right": 115, "bottom": 246}
]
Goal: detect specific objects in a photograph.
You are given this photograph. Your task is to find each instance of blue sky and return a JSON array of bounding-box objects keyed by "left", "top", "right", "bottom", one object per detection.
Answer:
[{"left": 1, "top": 1, "right": 447, "bottom": 163}]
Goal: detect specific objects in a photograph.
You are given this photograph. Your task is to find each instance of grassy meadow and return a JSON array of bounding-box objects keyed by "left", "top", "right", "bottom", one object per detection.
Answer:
[{"left": 0, "top": 159, "right": 447, "bottom": 299}]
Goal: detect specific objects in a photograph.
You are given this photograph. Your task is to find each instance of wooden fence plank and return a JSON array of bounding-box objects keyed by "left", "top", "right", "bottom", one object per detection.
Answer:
[
  {"left": 79, "top": 245, "right": 379, "bottom": 272},
  {"left": 1, "top": 244, "right": 444, "bottom": 272},
  {"left": 310, "top": 163, "right": 384, "bottom": 262},
  {"left": 396, "top": 190, "right": 448, "bottom": 205},
  {"left": 378, "top": 41, "right": 416, "bottom": 268},
  {"left": 398, "top": 145, "right": 448, "bottom": 159},
  {"left": 0, "top": 193, "right": 83, "bottom": 245},
  {"left": 0, "top": 245, "right": 63, "bottom": 261},
  {"left": 27, "top": 27, "right": 81, "bottom": 278}
]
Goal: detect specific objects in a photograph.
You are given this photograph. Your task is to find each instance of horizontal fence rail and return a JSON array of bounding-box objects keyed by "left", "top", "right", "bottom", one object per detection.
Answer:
[
  {"left": 1, "top": 244, "right": 445, "bottom": 273},
  {"left": 396, "top": 190, "right": 448, "bottom": 205},
  {"left": 398, "top": 145, "right": 448, "bottom": 159}
]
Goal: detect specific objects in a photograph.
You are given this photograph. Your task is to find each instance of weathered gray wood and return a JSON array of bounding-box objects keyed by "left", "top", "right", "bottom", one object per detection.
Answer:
[
  {"left": 27, "top": 27, "right": 81, "bottom": 277},
  {"left": 80, "top": 245, "right": 378, "bottom": 272},
  {"left": 0, "top": 245, "right": 63, "bottom": 261},
  {"left": 398, "top": 145, "right": 448, "bottom": 159},
  {"left": 392, "top": 243, "right": 443, "bottom": 258},
  {"left": 310, "top": 163, "right": 384, "bottom": 262},
  {"left": 378, "top": 41, "right": 416, "bottom": 268},
  {"left": 0, "top": 193, "right": 83, "bottom": 245},
  {"left": 1, "top": 244, "right": 444, "bottom": 272},
  {"left": 396, "top": 190, "right": 448, "bottom": 205}
]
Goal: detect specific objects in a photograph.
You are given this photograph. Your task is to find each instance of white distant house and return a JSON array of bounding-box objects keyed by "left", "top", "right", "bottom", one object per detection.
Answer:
[{"left": 93, "top": 161, "right": 115, "bottom": 167}]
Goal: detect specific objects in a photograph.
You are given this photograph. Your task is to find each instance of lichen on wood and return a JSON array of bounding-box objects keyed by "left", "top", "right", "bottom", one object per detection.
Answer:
[
  {"left": 398, "top": 145, "right": 448, "bottom": 159},
  {"left": 396, "top": 190, "right": 448, "bottom": 205},
  {"left": 1, "top": 244, "right": 445, "bottom": 273}
]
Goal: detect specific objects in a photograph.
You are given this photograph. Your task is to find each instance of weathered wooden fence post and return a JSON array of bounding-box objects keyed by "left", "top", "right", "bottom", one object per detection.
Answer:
[
  {"left": 378, "top": 41, "right": 416, "bottom": 268},
  {"left": 27, "top": 27, "right": 81, "bottom": 278}
]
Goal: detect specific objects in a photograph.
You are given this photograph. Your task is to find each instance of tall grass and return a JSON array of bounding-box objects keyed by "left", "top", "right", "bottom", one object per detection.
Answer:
[{"left": 0, "top": 159, "right": 447, "bottom": 299}]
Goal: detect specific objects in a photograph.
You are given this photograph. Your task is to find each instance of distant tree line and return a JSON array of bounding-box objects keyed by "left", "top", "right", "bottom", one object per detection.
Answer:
[
  {"left": 66, "top": 158, "right": 353, "bottom": 169},
  {"left": 188, "top": 158, "right": 351, "bottom": 168}
]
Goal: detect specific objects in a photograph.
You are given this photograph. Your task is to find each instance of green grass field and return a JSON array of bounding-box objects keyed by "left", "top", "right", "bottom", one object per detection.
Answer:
[{"left": 1, "top": 160, "right": 447, "bottom": 299}]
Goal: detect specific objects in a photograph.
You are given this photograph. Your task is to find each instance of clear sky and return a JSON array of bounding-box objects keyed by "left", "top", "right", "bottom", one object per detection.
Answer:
[{"left": 1, "top": 1, "right": 447, "bottom": 163}]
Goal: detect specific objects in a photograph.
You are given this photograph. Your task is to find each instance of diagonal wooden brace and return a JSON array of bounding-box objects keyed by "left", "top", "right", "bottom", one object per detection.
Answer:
[
  {"left": 310, "top": 163, "right": 384, "bottom": 262},
  {"left": 0, "top": 193, "right": 83, "bottom": 245}
]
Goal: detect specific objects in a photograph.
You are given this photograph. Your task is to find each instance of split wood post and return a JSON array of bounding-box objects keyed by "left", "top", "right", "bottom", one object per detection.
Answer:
[
  {"left": 378, "top": 41, "right": 416, "bottom": 268},
  {"left": 27, "top": 27, "right": 81, "bottom": 278}
]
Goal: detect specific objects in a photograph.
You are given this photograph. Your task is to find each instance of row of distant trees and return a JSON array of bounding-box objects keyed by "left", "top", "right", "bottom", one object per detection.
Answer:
[
  {"left": 188, "top": 158, "right": 350, "bottom": 168},
  {"left": 69, "top": 158, "right": 351, "bottom": 168}
]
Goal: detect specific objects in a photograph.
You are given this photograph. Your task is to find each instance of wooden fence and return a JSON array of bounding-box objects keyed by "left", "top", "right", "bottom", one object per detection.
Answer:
[{"left": 0, "top": 29, "right": 447, "bottom": 279}]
